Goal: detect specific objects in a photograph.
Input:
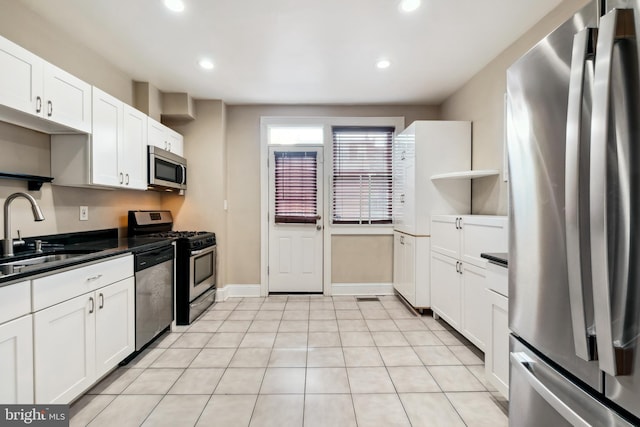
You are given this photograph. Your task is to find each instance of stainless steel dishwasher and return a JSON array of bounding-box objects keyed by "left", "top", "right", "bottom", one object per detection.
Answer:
[{"left": 134, "top": 244, "right": 174, "bottom": 351}]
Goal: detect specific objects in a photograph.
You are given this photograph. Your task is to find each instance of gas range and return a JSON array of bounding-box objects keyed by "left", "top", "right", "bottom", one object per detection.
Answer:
[
  {"left": 147, "top": 231, "right": 216, "bottom": 250},
  {"left": 128, "top": 210, "right": 217, "bottom": 325}
]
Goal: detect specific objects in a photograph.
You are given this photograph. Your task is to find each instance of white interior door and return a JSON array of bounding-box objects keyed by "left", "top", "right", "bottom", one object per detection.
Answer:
[{"left": 268, "top": 146, "right": 324, "bottom": 293}]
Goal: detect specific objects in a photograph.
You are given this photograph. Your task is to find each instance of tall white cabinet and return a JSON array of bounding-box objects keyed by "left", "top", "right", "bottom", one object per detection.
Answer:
[{"left": 392, "top": 121, "right": 471, "bottom": 308}]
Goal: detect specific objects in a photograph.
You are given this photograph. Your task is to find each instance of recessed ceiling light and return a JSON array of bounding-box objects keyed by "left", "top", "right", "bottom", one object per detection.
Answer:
[
  {"left": 376, "top": 59, "right": 391, "bottom": 69},
  {"left": 164, "top": 0, "right": 185, "bottom": 13},
  {"left": 399, "top": 0, "right": 421, "bottom": 12},
  {"left": 199, "top": 58, "right": 215, "bottom": 70}
]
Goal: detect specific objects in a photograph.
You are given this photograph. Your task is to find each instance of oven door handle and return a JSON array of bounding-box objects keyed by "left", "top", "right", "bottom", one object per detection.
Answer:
[{"left": 191, "top": 247, "right": 214, "bottom": 256}]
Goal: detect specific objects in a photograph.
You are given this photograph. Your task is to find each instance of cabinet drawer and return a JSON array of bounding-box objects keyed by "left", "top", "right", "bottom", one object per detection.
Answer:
[
  {"left": 0, "top": 281, "right": 31, "bottom": 324},
  {"left": 32, "top": 255, "right": 133, "bottom": 311},
  {"left": 461, "top": 216, "right": 508, "bottom": 267},
  {"left": 486, "top": 262, "right": 508, "bottom": 297},
  {"left": 431, "top": 215, "right": 459, "bottom": 258}
]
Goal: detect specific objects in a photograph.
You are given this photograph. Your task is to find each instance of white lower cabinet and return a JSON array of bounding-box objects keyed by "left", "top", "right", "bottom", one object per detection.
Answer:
[
  {"left": 486, "top": 289, "right": 509, "bottom": 399},
  {"left": 430, "top": 251, "right": 461, "bottom": 329},
  {"left": 485, "top": 262, "right": 509, "bottom": 399},
  {"left": 393, "top": 232, "right": 430, "bottom": 308},
  {"left": 95, "top": 278, "right": 135, "bottom": 379},
  {"left": 430, "top": 215, "right": 508, "bottom": 351},
  {"left": 34, "top": 291, "right": 95, "bottom": 404},
  {"left": 461, "top": 263, "right": 488, "bottom": 351},
  {"left": 0, "top": 315, "right": 34, "bottom": 404},
  {"left": 34, "top": 277, "right": 134, "bottom": 404}
]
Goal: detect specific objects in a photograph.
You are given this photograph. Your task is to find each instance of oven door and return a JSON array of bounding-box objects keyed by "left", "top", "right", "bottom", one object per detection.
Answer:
[{"left": 189, "top": 245, "right": 216, "bottom": 301}]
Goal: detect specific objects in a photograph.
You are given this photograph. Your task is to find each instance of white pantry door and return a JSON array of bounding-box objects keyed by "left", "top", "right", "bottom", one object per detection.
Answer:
[{"left": 268, "top": 146, "right": 324, "bottom": 293}]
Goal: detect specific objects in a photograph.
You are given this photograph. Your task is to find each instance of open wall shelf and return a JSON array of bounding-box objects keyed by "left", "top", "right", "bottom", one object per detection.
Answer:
[
  {"left": 0, "top": 172, "right": 54, "bottom": 190},
  {"left": 430, "top": 169, "right": 500, "bottom": 181}
]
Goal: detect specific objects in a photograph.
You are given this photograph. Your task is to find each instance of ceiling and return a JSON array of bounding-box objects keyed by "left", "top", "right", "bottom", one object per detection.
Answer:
[{"left": 21, "top": 0, "right": 562, "bottom": 105}]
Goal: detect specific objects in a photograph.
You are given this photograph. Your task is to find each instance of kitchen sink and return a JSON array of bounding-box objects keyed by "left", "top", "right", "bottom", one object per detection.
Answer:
[
  {"left": 0, "top": 250, "right": 100, "bottom": 274},
  {"left": 0, "top": 253, "right": 84, "bottom": 266}
]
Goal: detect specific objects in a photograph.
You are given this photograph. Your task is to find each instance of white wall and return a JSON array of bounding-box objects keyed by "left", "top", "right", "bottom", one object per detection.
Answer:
[{"left": 440, "top": 0, "right": 589, "bottom": 214}]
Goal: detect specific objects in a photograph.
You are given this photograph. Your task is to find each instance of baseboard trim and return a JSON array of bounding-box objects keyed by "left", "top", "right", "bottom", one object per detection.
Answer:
[
  {"left": 216, "top": 284, "right": 261, "bottom": 301},
  {"left": 331, "top": 282, "right": 394, "bottom": 296},
  {"left": 217, "top": 283, "right": 394, "bottom": 299}
]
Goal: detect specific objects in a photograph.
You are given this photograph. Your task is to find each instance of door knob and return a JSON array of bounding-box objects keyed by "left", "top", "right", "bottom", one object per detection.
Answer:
[{"left": 316, "top": 225, "right": 322, "bottom": 230}]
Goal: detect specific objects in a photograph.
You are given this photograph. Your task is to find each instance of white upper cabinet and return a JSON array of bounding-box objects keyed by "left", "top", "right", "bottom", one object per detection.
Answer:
[
  {"left": 92, "top": 88, "right": 123, "bottom": 187},
  {"left": 393, "top": 121, "right": 471, "bottom": 236},
  {"left": 42, "top": 63, "right": 91, "bottom": 132},
  {"left": 51, "top": 88, "right": 147, "bottom": 190},
  {"left": 92, "top": 88, "right": 147, "bottom": 189},
  {"left": 122, "top": 105, "right": 148, "bottom": 190},
  {"left": 148, "top": 117, "right": 184, "bottom": 156},
  {"left": 0, "top": 36, "right": 42, "bottom": 116},
  {"left": 0, "top": 35, "right": 91, "bottom": 133}
]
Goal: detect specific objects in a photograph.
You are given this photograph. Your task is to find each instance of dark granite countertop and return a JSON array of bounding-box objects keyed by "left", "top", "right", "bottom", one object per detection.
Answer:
[
  {"left": 481, "top": 252, "right": 508, "bottom": 268},
  {"left": 0, "top": 228, "right": 173, "bottom": 285}
]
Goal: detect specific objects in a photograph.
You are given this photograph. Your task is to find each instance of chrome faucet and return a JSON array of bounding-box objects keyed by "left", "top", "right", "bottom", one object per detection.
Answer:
[{"left": 3, "top": 192, "right": 45, "bottom": 257}]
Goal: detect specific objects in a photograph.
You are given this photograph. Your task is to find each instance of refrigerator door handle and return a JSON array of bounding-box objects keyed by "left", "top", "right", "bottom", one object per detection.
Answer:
[
  {"left": 590, "top": 7, "right": 635, "bottom": 377},
  {"left": 511, "top": 352, "right": 592, "bottom": 427},
  {"left": 565, "top": 27, "right": 597, "bottom": 362}
]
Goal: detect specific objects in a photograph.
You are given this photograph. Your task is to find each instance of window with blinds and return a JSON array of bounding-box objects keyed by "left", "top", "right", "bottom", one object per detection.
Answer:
[
  {"left": 274, "top": 151, "right": 318, "bottom": 224},
  {"left": 332, "top": 126, "right": 394, "bottom": 224}
]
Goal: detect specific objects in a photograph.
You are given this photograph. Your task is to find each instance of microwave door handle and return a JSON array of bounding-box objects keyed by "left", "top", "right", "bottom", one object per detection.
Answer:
[
  {"left": 179, "top": 164, "right": 186, "bottom": 185},
  {"left": 590, "top": 8, "right": 635, "bottom": 377},
  {"left": 565, "top": 27, "right": 596, "bottom": 362}
]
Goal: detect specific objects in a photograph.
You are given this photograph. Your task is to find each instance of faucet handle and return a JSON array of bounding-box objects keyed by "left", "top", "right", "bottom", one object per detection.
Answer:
[
  {"left": 34, "top": 240, "right": 43, "bottom": 253},
  {"left": 13, "top": 230, "right": 25, "bottom": 247}
]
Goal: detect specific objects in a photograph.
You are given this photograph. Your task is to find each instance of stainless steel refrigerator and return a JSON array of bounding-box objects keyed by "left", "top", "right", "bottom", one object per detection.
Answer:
[{"left": 507, "top": 0, "right": 640, "bottom": 425}]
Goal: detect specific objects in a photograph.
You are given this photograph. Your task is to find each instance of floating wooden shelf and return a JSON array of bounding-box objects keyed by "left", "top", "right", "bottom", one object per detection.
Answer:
[
  {"left": 430, "top": 169, "right": 500, "bottom": 181},
  {"left": 0, "top": 172, "right": 54, "bottom": 191}
]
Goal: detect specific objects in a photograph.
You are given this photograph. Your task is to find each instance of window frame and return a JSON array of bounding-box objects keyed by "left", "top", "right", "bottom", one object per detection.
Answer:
[
  {"left": 263, "top": 116, "right": 403, "bottom": 235},
  {"left": 331, "top": 125, "right": 395, "bottom": 226}
]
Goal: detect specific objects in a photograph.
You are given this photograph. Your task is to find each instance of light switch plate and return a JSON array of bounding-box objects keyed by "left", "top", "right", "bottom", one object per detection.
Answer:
[{"left": 79, "top": 206, "right": 89, "bottom": 221}]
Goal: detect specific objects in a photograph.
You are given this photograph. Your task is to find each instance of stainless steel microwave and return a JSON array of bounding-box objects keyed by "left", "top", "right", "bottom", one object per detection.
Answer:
[{"left": 148, "top": 146, "right": 187, "bottom": 191}]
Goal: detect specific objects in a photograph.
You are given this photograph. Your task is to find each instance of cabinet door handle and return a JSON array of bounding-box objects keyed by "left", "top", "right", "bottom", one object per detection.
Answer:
[
  {"left": 99, "top": 293, "right": 104, "bottom": 309},
  {"left": 168, "top": 142, "right": 171, "bottom": 151},
  {"left": 400, "top": 194, "right": 405, "bottom": 203},
  {"left": 401, "top": 151, "right": 406, "bottom": 160},
  {"left": 455, "top": 261, "right": 459, "bottom": 273},
  {"left": 458, "top": 217, "right": 463, "bottom": 229},
  {"left": 165, "top": 141, "right": 168, "bottom": 150},
  {"left": 400, "top": 235, "right": 405, "bottom": 245},
  {"left": 125, "top": 174, "right": 130, "bottom": 185},
  {"left": 89, "top": 296, "right": 95, "bottom": 314},
  {"left": 47, "top": 100, "right": 53, "bottom": 117},
  {"left": 119, "top": 172, "right": 124, "bottom": 184},
  {"left": 36, "top": 96, "right": 42, "bottom": 113},
  {"left": 455, "top": 218, "right": 459, "bottom": 229},
  {"left": 459, "top": 262, "right": 463, "bottom": 275}
]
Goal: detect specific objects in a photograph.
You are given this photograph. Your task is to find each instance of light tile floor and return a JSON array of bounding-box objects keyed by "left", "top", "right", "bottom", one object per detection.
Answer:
[{"left": 70, "top": 295, "right": 508, "bottom": 427}]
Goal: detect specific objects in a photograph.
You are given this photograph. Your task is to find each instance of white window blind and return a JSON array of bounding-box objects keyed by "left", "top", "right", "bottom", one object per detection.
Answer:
[
  {"left": 332, "top": 126, "right": 394, "bottom": 224},
  {"left": 274, "top": 151, "right": 318, "bottom": 224}
]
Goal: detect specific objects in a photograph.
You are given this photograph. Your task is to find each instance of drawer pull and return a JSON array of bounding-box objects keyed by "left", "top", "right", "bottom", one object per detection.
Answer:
[{"left": 86, "top": 274, "right": 103, "bottom": 282}]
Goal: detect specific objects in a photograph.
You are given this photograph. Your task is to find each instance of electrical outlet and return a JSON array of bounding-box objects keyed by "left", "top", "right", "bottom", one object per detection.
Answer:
[{"left": 79, "top": 206, "right": 89, "bottom": 221}]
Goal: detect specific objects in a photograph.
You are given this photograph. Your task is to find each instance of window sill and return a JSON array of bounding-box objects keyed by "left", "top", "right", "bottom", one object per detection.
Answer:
[{"left": 330, "top": 226, "right": 394, "bottom": 235}]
